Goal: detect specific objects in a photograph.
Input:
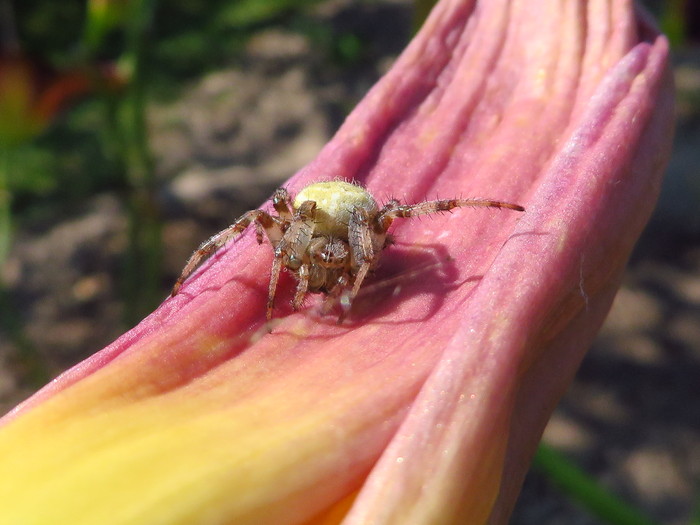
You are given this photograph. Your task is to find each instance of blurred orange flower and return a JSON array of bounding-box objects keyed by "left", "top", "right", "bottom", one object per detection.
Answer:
[{"left": 0, "top": 52, "right": 121, "bottom": 146}]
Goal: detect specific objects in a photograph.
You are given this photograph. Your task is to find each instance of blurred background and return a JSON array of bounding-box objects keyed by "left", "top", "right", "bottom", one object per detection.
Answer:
[{"left": 0, "top": 0, "right": 697, "bottom": 523}]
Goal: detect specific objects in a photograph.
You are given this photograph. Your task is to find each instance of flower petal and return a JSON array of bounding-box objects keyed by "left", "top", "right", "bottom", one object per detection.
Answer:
[{"left": 343, "top": 4, "right": 674, "bottom": 525}]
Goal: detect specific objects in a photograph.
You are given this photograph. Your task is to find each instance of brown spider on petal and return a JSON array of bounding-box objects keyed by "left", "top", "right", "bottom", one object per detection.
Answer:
[{"left": 171, "top": 181, "right": 525, "bottom": 321}]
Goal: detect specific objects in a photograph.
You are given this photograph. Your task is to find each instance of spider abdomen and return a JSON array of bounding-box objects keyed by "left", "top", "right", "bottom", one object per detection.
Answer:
[{"left": 293, "top": 181, "right": 378, "bottom": 238}]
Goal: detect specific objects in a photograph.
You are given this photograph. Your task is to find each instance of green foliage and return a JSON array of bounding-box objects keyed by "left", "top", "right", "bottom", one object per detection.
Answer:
[
  {"left": 13, "top": 0, "right": 85, "bottom": 60},
  {"left": 10, "top": 100, "right": 124, "bottom": 211},
  {"left": 220, "top": 0, "right": 323, "bottom": 27},
  {"left": 658, "top": 0, "right": 687, "bottom": 48},
  {"left": 534, "top": 444, "right": 660, "bottom": 525}
]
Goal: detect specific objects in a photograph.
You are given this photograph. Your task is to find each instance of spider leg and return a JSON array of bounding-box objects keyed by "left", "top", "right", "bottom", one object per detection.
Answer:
[
  {"left": 275, "top": 200, "right": 316, "bottom": 265},
  {"left": 266, "top": 256, "right": 283, "bottom": 321},
  {"left": 345, "top": 207, "right": 376, "bottom": 317},
  {"left": 292, "top": 264, "right": 310, "bottom": 311},
  {"left": 272, "top": 187, "right": 293, "bottom": 222},
  {"left": 320, "top": 273, "right": 350, "bottom": 318},
  {"left": 171, "top": 209, "right": 283, "bottom": 296},
  {"left": 375, "top": 198, "right": 524, "bottom": 232},
  {"left": 267, "top": 200, "right": 316, "bottom": 318},
  {"left": 254, "top": 222, "right": 265, "bottom": 245}
]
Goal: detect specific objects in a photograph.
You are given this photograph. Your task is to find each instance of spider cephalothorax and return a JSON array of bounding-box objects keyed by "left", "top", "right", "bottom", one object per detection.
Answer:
[{"left": 171, "top": 181, "right": 524, "bottom": 321}]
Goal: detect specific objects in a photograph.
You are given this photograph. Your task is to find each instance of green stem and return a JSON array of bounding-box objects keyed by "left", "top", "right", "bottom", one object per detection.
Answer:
[
  {"left": 534, "top": 443, "right": 661, "bottom": 525},
  {"left": 119, "top": 0, "right": 163, "bottom": 325},
  {"left": 0, "top": 147, "right": 11, "bottom": 267},
  {"left": 693, "top": 487, "right": 700, "bottom": 525},
  {"left": 0, "top": 147, "right": 49, "bottom": 386},
  {"left": 122, "top": 0, "right": 157, "bottom": 189},
  {"left": 124, "top": 188, "right": 163, "bottom": 326}
]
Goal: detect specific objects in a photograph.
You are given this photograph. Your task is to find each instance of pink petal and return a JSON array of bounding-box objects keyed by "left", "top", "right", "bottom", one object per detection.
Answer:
[{"left": 343, "top": 3, "right": 674, "bottom": 523}]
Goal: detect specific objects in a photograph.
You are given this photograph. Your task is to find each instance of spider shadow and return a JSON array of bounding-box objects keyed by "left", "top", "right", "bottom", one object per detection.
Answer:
[
  {"left": 333, "top": 226, "right": 553, "bottom": 327},
  {"left": 302, "top": 240, "right": 485, "bottom": 329},
  {"left": 173, "top": 239, "right": 483, "bottom": 341}
]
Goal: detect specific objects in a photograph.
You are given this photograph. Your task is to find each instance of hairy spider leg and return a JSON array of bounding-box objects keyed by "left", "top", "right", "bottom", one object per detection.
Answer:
[
  {"left": 272, "top": 187, "right": 293, "bottom": 221},
  {"left": 375, "top": 197, "right": 525, "bottom": 231},
  {"left": 268, "top": 200, "right": 316, "bottom": 319},
  {"left": 293, "top": 264, "right": 311, "bottom": 311},
  {"left": 252, "top": 189, "right": 293, "bottom": 247},
  {"left": 171, "top": 209, "right": 284, "bottom": 296},
  {"left": 320, "top": 273, "right": 351, "bottom": 317},
  {"left": 334, "top": 206, "right": 376, "bottom": 321},
  {"left": 266, "top": 257, "right": 283, "bottom": 321}
]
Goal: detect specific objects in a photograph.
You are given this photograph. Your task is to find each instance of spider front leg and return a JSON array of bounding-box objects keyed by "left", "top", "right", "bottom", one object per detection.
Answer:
[
  {"left": 171, "top": 209, "right": 283, "bottom": 296},
  {"left": 343, "top": 207, "right": 379, "bottom": 319},
  {"left": 292, "top": 264, "right": 310, "bottom": 312},
  {"left": 375, "top": 197, "right": 524, "bottom": 231},
  {"left": 266, "top": 256, "right": 283, "bottom": 321},
  {"left": 320, "top": 273, "right": 351, "bottom": 319},
  {"left": 266, "top": 200, "right": 316, "bottom": 320},
  {"left": 271, "top": 187, "right": 293, "bottom": 222}
]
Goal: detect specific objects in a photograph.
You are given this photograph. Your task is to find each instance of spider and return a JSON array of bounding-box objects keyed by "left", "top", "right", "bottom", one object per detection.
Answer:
[{"left": 171, "top": 180, "right": 524, "bottom": 321}]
